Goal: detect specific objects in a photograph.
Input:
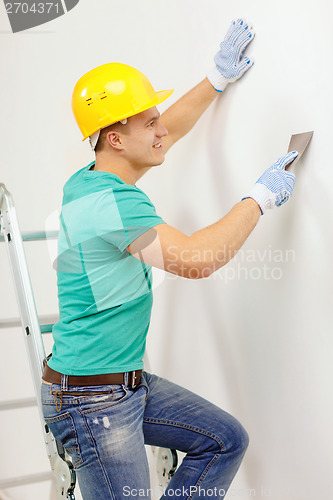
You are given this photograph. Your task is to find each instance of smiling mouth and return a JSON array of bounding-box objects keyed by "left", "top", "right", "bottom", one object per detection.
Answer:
[{"left": 153, "top": 143, "right": 162, "bottom": 149}]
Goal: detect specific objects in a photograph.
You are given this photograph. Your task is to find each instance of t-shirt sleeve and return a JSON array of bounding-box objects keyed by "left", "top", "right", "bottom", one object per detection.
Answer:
[{"left": 94, "top": 186, "right": 165, "bottom": 252}]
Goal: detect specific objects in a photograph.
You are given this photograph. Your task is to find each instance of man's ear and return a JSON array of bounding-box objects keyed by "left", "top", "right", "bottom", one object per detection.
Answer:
[{"left": 106, "top": 131, "right": 123, "bottom": 150}]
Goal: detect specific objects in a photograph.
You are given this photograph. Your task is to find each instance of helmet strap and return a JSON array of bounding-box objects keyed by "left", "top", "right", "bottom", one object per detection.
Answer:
[{"left": 89, "top": 130, "right": 100, "bottom": 151}]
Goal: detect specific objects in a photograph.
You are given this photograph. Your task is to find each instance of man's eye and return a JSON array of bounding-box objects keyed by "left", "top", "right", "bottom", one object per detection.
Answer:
[{"left": 148, "top": 121, "right": 154, "bottom": 127}]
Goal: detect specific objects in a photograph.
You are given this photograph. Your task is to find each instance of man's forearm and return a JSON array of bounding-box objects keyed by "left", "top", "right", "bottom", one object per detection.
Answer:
[
  {"left": 128, "top": 199, "right": 261, "bottom": 280},
  {"left": 185, "top": 198, "right": 261, "bottom": 277},
  {"left": 161, "top": 78, "right": 219, "bottom": 150}
]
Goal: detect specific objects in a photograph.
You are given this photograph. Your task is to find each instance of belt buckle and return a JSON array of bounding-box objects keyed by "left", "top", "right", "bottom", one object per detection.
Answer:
[{"left": 131, "top": 370, "right": 137, "bottom": 388}]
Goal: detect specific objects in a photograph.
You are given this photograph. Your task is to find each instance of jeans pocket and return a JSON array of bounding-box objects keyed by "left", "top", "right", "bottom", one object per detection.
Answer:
[
  {"left": 44, "top": 411, "right": 83, "bottom": 468},
  {"left": 80, "top": 384, "right": 131, "bottom": 413}
]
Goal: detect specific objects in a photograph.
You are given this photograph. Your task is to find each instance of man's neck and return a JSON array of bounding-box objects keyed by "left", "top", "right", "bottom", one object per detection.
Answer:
[{"left": 93, "top": 155, "right": 147, "bottom": 186}]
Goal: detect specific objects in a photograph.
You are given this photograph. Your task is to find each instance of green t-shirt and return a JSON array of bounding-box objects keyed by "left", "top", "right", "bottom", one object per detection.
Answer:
[{"left": 48, "top": 162, "right": 165, "bottom": 375}]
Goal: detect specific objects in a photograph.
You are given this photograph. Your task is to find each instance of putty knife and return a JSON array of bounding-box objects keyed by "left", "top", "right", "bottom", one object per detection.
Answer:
[{"left": 286, "top": 131, "right": 314, "bottom": 170}]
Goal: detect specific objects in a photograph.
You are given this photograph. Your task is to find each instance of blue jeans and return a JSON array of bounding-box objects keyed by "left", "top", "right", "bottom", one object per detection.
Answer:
[{"left": 41, "top": 371, "right": 248, "bottom": 499}]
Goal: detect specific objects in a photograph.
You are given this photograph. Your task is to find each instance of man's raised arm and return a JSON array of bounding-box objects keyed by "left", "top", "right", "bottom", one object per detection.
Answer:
[{"left": 161, "top": 18, "right": 255, "bottom": 153}]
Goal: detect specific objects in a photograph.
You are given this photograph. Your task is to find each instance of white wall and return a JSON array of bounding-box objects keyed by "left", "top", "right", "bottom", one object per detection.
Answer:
[{"left": 1, "top": 0, "right": 333, "bottom": 499}]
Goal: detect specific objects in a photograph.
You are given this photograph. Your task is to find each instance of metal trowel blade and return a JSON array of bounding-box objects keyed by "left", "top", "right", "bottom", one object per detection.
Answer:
[{"left": 286, "top": 131, "right": 313, "bottom": 170}]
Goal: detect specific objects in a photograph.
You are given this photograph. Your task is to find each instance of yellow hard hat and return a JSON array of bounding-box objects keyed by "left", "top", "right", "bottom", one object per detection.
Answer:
[{"left": 72, "top": 62, "right": 174, "bottom": 141}]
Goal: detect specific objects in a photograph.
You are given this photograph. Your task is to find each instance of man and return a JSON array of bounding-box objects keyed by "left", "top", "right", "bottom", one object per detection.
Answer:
[{"left": 41, "top": 19, "right": 297, "bottom": 499}]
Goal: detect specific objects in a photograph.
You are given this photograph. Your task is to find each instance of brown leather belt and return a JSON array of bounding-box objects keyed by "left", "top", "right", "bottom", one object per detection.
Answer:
[{"left": 42, "top": 362, "right": 142, "bottom": 388}]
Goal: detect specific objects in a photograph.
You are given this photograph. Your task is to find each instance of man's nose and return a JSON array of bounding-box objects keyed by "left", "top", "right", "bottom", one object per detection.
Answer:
[{"left": 157, "top": 120, "right": 168, "bottom": 137}]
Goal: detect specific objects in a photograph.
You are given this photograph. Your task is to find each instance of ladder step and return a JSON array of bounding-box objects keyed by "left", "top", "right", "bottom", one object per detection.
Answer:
[
  {"left": 0, "top": 471, "right": 53, "bottom": 489},
  {"left": 0, "top": 397, "right": 37, "bottom": 411},
  {"left": 40, "top": 324, "right": 55, "bottom": 333},
  {"left": 0, "top": 230, "right": 58, "bottom": 242},
  {"left": 0, "top": 315, "right": 58, "bottom": 332}
]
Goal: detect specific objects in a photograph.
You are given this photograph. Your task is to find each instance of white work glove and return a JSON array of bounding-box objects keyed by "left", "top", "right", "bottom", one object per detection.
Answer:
[
  {"left": 242, "top": 151, "right": 298, "bottom": 214},
  {"left": 207, "top": 18, "right": 255, "bottom": 92}
]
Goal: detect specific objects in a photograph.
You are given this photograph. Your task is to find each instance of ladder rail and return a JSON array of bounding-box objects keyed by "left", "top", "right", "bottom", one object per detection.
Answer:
[
  {"left": 0, "top": 184, "right": 48, "bottom": 413},
  {"left": 0, "top": 183, "right": 76, "bottom": 499}
]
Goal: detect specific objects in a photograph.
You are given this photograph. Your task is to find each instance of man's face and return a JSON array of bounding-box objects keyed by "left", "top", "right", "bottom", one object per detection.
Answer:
[{"left": 121, "top": 107, "right": 168, "bottom": 169}]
